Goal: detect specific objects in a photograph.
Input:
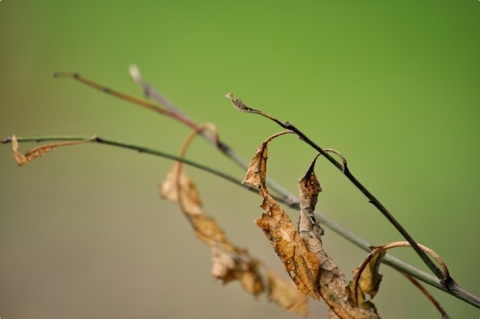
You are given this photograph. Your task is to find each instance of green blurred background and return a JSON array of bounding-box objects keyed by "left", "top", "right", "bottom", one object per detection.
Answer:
[{"left": 1, "top": 1, "right": 479, "bottom": 318}]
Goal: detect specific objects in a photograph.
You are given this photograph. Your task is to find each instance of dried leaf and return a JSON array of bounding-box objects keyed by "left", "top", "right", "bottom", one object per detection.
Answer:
[
  {"left": 356, "top": 248, "right": 385, "bottom": 299},
  {"left": 304, "top": 229, "right": 380, "bottom": 318},
  {"left": 211, "top": 246, "right": 264, "bottom": 297},
  {"left": 242, "top": 141, "right": 268, "bottom": 188},
  {"left": 160, "top": 161, "right": 268, "bottom": 302},
  {"left": 267, "top": 271, "right": 309, "bottom": 316},
  {"left": 211, "top": 246, "right": 237, "bottom": 283},
  {"left": 160, "top": 129, "right": 315, "bottom": 315},
  {"left": 159, "top": 162, "right": 203, "bottom": 215},
  {"left": 243, "top": 131, "right": 294, "bottom": 188},
  {"left": 296, "top": 160, "right": 380, "bottom": 319},
  {"left": 298, "top": 155, "right": 322, "bottom": 216},
  {"left": 11, "top": 135, "right": 93, "bottom": 166},
  {"left": 298, "top": 156, "right": 325, "bottom": 256},
  {"left": 190, "top": 214, "right": 230, "bottom": 245},
  {"left": 348, "top": 246, "right": 386, "bottom": 311},
  {"left": 256, "top": 192, "right": 320, "bottom": 299}
]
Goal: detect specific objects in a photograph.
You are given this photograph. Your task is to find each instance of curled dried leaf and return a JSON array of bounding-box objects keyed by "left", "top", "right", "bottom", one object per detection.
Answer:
[
  {"left": 297, "top": 156, "right": 325, "bottom": 259},
  {"left": 211, "top": 246, "right": 264, "bottom": 297},
  {"left": 160, "top": 162, "right": 266, "bottom": 293},
  {"left": 349, "top": 240, "right": 450, "bottom": 316},
  {"left": 298, "top": 154, "right": 322, "bottom": 218},
  {"left": 356, "top": 248, "right": 386, "bottom": 299},
  {"left": 243, "top": 131, "right": 294, "bottom": 188},
  {"left": 348, "top": 248, "right": 385, "bottom": 313},
  {"left": 296, "top": 159, "right": 380, "bottom": 318},
  {"left": 256, "top": 192, "right": 320, "bottom": 300},
  {"left": 159, "top": 129, "right": 306, "bottom": 313},
  {"left": 297, "top": 157, "right": 323, "bottom": 237},
  {"left": 159, "top": 162, "right": 203, "bottom": 215},
  {"left": 243, "top": 141, "right": 268, "bottom": 188},
  {"left": 159, "top": 123, "right": 321, "bottom": 315},
  {"left": 11, "top": 135, "right": 93, "bottom": 166}
]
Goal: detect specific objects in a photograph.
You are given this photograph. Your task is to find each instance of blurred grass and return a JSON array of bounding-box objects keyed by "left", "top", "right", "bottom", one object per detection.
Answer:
[{"left": 1, "top": 1, "right": 479, "bottom": 318}]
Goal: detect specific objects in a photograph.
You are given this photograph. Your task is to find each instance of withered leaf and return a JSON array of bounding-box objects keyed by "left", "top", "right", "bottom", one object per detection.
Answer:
[
  {"left": 296, "top": 159, "right": 380, "bottom": 318},
  {"left": 297, "top": 156, "right": 325, "bottom": 256},
  {"left": 11, "top": 135, "right": 93, "bottom": 166},
  {"left": 298, "top": 155, "right": 322, "bottom": 216},
  {"left": 267, "top": 271, "right": 309, "bottom": 316},
  {"left": 348, "top": 246, "right": 386, "bottom": 311},
  {"left": 309, "top": 238, "right": 379, "bottom": 318},
  {"left": 355, "top": 248, "right": 386, "bottom": 299},
  {"left": 211, "top": 246, "right": 264, "bottom": 297},
  {"left": 243, "top": 131, "right": 294, "bottom": 189},
  {"left": 159, "top": 162, "right": 203, "bottom": 215},
  {"left": 243, "top": 141, "right": 268, "bottom": 188},
  {"left": 256, "top": 192, "right": 320, "bottom": 299},
  {"left": 189, "top": 214, "right": 230, "bottom": 245},
  {"left": 160, "top": 161, "right": 273, "bottom": 305}
]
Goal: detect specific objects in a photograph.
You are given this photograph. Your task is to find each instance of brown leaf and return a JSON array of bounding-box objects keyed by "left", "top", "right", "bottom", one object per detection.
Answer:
[
  {"left": 11, "top": 135, "right": 93, "bottom": 166},
  {"left": 348, "top": 247, "right": 386, "bottom": 311},
  {"left": 189, "top": 214, "right": 230, "bottom": 245},
  {"left": 256, "top": 192, "right": 320, "bottom": 299},
  {"left": 267, "top": 271, "right": 309, "bottom": 316},
  {"left": 242, "top": 131, "right": 294, "bottom": 188},
  {"left": 159, "top": 129, "right": 315, "bottom": 315},
  {"left": 298, "top": 156, "right": 325, "bottom": 256},
  {"left": 159, "top": 162, "right": 203, "bottom": 215},
  {"left": 160, "top": 162, "right": 267, "bottom": 299},
  {"left": 356, "top": 248, "right": 385, "bottom": 299},
  {"left": 298, "top": 155, "right": 322, "bottom": 216},
  {"left": 308, "top": 238, "right": 379, "bottom": 318},
  {"left": 242, "top": 141, "right": 268, "bottom": 188},
  {"left": 296, "top": 160, "right": 380, "bottom": 319},
  {"left": 211, "top": 246, "right": 264, "bottom": 297},
  {"left": 211, "top": 246, "right": 237, "bottom": 284}
]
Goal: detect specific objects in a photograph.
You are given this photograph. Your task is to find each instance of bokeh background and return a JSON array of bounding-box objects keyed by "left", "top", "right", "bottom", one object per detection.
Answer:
[{"left": 1, "top": 1, "right": 479, "bottom": 318}]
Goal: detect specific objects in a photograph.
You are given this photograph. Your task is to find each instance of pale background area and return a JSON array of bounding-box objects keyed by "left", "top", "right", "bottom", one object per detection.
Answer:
[{"left": 1, "top": 1, "right": 479, "bottom": 318}]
